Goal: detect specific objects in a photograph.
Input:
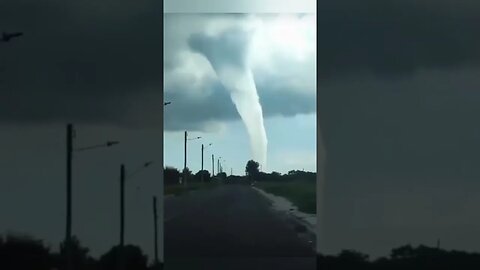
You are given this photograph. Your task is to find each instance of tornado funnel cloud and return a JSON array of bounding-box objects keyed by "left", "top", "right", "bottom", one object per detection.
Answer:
[
  {"left": 223, "top": 67, "right": 267, "bottom": 169},
  {"left": 188, "top": 28, "right": 268, "bottom": 169}
]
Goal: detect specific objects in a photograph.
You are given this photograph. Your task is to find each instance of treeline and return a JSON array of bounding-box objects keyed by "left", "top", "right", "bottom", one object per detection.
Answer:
[
  {"left": 6, "top": 232, "right": 480, "bottom": 269},
  {"left": 163, "top": 160, "right": 316, "bottom": 186},
  {"left": 318, "top": 244, "right": 480, "bottom": 269},
  {"left": 245, "top": 160, "right": 315, "bottom": 182},
  {"left": 255, "top": 170, "right": 316, "bottom": 182},
  {"left": 164, "top": 166, "right": 225, "bottom": 186},
  {"left": 222, "top": 170, "right": 316, "bottom": 185},
  {"left": 0, "top": 233, "right": 160, "bottom": 270}
]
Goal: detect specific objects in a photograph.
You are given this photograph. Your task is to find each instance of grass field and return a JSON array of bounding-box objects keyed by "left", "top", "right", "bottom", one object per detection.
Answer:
[
  {"left": 255, "top": 180, "right": 316, "bottom": 214},
  {"left": 165, "top": 181, "right": 221, "bottom": 196}
]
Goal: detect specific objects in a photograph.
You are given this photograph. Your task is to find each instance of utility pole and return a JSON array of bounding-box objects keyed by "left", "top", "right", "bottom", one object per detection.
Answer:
[
  {"left": 184, "top": 131, "right": 187, "bottom": 170},
  {"left": 212, "top": 154, "right": 214, "bottom": 176},
  {"left": 120, "top": 164, "right": 125, "bottom": 247},
  {"left": 217, "top": 158, "right": 220, "bottom": 174},
  {"left": 184, "top": 131, "right": 187, "bottom": 185},
  {"left": 153, "top": 196, "right": 159, "bottom": 267},
  {"left": 201, "top": 144, "right": 204, "bottom": 171},
  {"left": 118, "top": 164, "right": 126, "bottom": 270},
  {"left": 64, "top": 124, "right": 119, "bottom": 270},
  {"left": 65, "top": 124, "right": 73, "bottom": 270}
]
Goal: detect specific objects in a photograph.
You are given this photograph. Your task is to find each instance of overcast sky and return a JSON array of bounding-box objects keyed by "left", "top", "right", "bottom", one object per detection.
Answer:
[
  {"left": 1, "top": 0, "right": 480, "bottom": 263},
  {"left": 0, "top": 0, "right": 316, "bottom": 262},
  {"left": 0, "top": 0, "right": 164, "bottom": 261},
  {"left": 318, "top": 0, "right": 480, "bottom": 258},
  {"left": 163, "top": 13, "right": 316, "bottom": 174}
]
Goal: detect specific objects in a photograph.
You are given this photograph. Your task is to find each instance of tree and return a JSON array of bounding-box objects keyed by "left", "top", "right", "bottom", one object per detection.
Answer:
[
  {"left": 217, "top": 172, "right": 227, "bottom": 180},
  {"left": 99, "top": 245, "right": 148, "bottom": 270},
  {"left": 164, "top": 167, "right": 180, "bottom": 186},
  {"left": 245, "top": 160, "right": 260, "bottom": 180},
  {"left": 182, "top": 167, "right": 193, "bottom": 183},
  {"left": 58, "top": 235, "right": 94, "bottom": 270},
  {"left": 288, "top": 170, "right": 305, "bottom": 176},
  {"left": 338, "top": 249, "right": 369, "bottom": 263},
  {"left": 271, "top": 171, "right": 281, "bottom": 178},
  {"left": 0, "top": 233, "right": 54, "bottom": 270},
  {"left": 390, "top": 244, "right": 415, "bottom": 259},
  {"left": 194, "top": 170, "right": 211, "bottom": 182}
]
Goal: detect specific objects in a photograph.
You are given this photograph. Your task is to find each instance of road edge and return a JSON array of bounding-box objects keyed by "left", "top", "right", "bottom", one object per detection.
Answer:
[{"left": 251, "top": 186, "right": 317, "bottom": 236}]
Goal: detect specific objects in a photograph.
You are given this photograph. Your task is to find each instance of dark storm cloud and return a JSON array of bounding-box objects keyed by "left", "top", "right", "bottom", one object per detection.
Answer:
[
  {"left": 0, "top": 0, "right": 162, "bottom": 126},
  {"left": 188, "top": 27, "right": 251, "bottom": 70},
  {"left": 317, "top": 0, "right": 480, "bottom": 183},
  {"left": 319, "top": 69, "right": 480, "bottom": 256},
  {"left": 162, "top": 23, "right": 316, "bottom": 131},
  {"left": 318, "top": 0, "right": 480, "bottom": 81},
  {"left": 317, "top": 0, "right": 480, "bottom": 181},
  {"left": 321, "top": 70, "right": 480, "bottom": 179},
  {"left": 164, "top": 78, "right": 315, "bottom": 131},
  {"left": 316, "top": 2, "right": 480, "bottom": 256}
]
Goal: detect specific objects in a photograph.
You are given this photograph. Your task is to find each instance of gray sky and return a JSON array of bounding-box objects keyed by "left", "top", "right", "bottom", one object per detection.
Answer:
[
  {"left": 0, "top": 0, "right": 164, "bottom": 262},
  {"left": 0, "top": 0, "right": 316, "bottom": 262},
  {"left": 164, "top": 0, "right": 315, "bottom": 13},
  {"left": 163, "top": 13, "right": 316, "bottom": 174},
  {"left": 2, "top": 0, "right": 480, "bottom": 263},
  {"left": 318, "top": 0, "right": 480, "bottom": 258}
]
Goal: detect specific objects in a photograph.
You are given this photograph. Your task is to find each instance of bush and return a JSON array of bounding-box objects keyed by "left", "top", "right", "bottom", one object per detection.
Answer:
[
  {"left": 99, "top": 245, "right": 148, "bottom": 270},
  {"left": 0, "top": 233, "right": 54, "bottom": 270}
]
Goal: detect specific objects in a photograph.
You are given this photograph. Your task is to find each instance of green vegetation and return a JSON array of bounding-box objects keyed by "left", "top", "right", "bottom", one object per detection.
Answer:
[
  {"left": 164, "top": 166, "right": 224, "bottom": 196},
  {"left": 163, "top": 161, "right": 316, "bottom": 212},
  {"left": 255, "top": 179, "right": 316, "bottom": 214},
  {"left": 243, "top": 159, "right": 316, "bottom": 214}
]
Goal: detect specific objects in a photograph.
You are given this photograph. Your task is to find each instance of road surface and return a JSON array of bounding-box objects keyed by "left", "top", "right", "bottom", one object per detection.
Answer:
[{"left": 164, "top": 183, "right": 316, "bottom": 270}]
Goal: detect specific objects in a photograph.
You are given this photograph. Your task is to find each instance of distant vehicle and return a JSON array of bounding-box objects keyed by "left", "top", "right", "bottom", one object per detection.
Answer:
[{"left": 1, "top": 32, "right": 23, "bottom": 42}]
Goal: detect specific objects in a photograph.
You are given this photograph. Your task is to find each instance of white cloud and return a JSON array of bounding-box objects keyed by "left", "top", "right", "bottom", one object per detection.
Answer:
[
  {"left": 250, "top": 14, "right": 316, "bottom": 95},
  {"left": 164, "top": 50, "right": 216, "bottom": 97},
  {"left": 164, "top": 13, "right": 316, "bottom": 128},
  {"left": 249, "top": 14, "right": 316, "bottom": 66},
  {"left": 164, "top": 0, "right": 316, "bottom": 13},
  {"left": 270, "top": 150, "right": 317, "bottom": 173}
]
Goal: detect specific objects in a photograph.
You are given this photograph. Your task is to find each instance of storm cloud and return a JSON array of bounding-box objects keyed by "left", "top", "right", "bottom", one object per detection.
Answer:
[
  {"left": 317, "top": 0, "right": 480, "bottom": 257},
  {"left": 317, "top": 0, "right": 480, "bottom": 180},
  {"left": 0, "top": 0, "right": 162, "bottom": 127},
  {"left": 318, "top": 0, "right": 480, "bottom": 81},
  {"left": 1, "top": 10, "right": 316, "bottom": 131},
  {"left": 164, "top": 14, "right": 316, "bottom": 131}
]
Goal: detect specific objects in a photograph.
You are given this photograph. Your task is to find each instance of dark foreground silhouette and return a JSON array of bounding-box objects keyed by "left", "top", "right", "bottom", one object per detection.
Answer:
[
  {"left": 0, "top": 233, "right": 162, "bottom": 270},
  {"left": 317, "top": 245, "right": 480, "bottom": 269},
  {"left": 2, "top": 233, "right": 480, "bottom": 269}
]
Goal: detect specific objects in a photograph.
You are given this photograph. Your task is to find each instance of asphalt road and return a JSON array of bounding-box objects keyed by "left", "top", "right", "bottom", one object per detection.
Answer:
[{"left": 164, "top": 183, "right": 316, "bottom": 270}]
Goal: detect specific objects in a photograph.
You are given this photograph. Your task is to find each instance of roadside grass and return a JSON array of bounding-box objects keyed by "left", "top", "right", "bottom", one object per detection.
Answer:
[
  {"left": 165, "top": 180, "right": 221, "bottom": 196},
  {"left": 255, "top": 180, "right": 316, "bottom": 214}
]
